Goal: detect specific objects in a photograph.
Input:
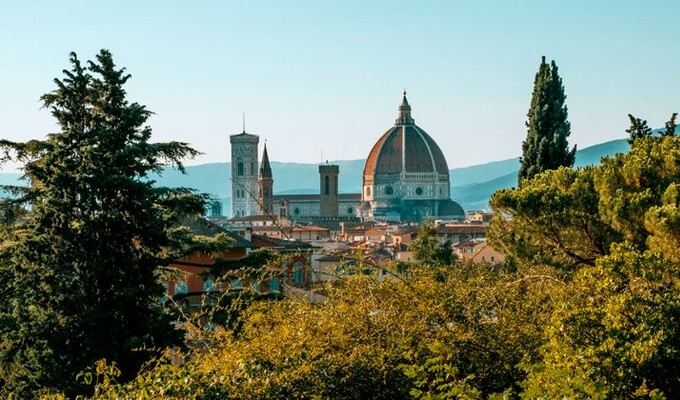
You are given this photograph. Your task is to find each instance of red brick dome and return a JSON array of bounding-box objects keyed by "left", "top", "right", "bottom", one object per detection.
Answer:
[{"left": 363, "top": 94, "right": 449, "bottom": 178}]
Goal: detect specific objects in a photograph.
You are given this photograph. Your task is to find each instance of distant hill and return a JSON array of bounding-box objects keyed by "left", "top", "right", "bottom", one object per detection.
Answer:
[
  {"left": 451, "top": 138, "right": 630, "bottom": 210},
  {"left": 0, "top": 138, "right": 632, "bottom": 212},
  {"left": 450, "top": 158, "right": 520, "bottom": 187}
]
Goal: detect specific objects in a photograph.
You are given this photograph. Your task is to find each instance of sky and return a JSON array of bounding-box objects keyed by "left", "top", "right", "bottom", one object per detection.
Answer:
[{"left": 1, "top": 1, "right": 678, "bottom": 171}]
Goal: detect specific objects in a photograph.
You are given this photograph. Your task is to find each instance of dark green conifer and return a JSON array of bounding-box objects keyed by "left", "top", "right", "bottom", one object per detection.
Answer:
[
  {"left": 0, "top": 50, "right": 206, "bottom": 397},
  {"left": 663, "top": 112, "right": 678, "bottom": 137},
  {"left": 626, "top": 114, "right": 652, "bottom": 143},
  {"left": 518, "top": 56, "right": 576, "bottom": 183}
]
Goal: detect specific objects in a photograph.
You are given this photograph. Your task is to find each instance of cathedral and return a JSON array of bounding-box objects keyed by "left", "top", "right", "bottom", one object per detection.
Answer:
[{"left": 229, "top": 93, "right": 464, "bottom": 223}]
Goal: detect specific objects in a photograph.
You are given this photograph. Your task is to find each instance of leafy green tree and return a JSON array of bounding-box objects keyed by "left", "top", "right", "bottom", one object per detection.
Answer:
[
  {"left": 490, "top": 166, "right": 620, "bottom": 271},
  {"left": 495, "top": 131, "right": 680, "bottom": 398},
  {"left": 409, "top": 221, "right": 455, "bottom": 267},
  {"left": 522, "top": 245, "right": 680, "bottom": 399},
  {"left": 518, "top": 56, "right": 576, "bottom": 183},
  {"left": 88, "top": 262, "right": 555, "bottom": 399},
  {"left": 0, "top": 50, "right": 206, "bottom": 397}
]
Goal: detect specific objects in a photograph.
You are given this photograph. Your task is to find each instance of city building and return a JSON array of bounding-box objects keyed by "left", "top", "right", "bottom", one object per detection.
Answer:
[
  {"left": 229, "top": 93, "right": 465, "bottom": 224},
  {"left": 359, "top": 92, "right": 464, "bottom": 222}
]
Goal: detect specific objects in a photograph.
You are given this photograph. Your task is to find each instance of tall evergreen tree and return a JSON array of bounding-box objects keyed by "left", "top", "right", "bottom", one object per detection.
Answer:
[
  {"left": 626, "top": 114, "right": 652, "bottom": 143},
  {"left": 663, "top": 112, "right": 678, "bottom": 137},
  {"left": 518, "top": 56, "right": 576, "bottom": 183},
  {"left": 0, "top": 50, "right": 207, "bottom": 397}
]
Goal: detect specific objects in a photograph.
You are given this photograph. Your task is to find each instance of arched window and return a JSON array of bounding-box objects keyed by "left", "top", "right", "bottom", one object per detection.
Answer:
[
  {"left": 174, "top": 281, "right": 188, "bottom": 296},
  {"left": 237, "top": 161, "right": 244, "bottom": 176},
  {"left": 269, "top": 278, "right": 280, "bottom": 292},
  {"left": 366, "top": 187, "right": 371, "bottom": 196},
  {"left": 293, "top": 262, "right": 304, "bottom": 285},
  {"left": 203, "top": 279, "right": 217, "bottom": 292}
]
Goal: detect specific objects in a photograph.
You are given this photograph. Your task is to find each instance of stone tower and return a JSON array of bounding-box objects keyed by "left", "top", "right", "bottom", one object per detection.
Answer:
[
  {"left": 319, "top": 163, "right": 339, "bottom": 218},
  {"left": 230, "top": 130, "right": 259, "bottom": 218},
  {"left": 258, "top": 143, "right": 274, "bottom": 215}
]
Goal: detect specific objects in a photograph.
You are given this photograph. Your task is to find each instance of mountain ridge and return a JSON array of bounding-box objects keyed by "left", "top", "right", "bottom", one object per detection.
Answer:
[{"left": 0, "top": 138, "right": 631, "bottom": 211}]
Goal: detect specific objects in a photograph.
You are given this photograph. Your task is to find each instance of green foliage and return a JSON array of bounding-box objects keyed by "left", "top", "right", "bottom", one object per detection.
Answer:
[
  {"left": 0, "top": 50, "right": 205, "bottom": 397},
  {"left": 90, "top": 261, "right": 557, "bottom": 399},
  {"left": 494, "top": 132, "right": 680, "bottom": 398},
  {"left": 410, "top": 221, "right": 455, "bottom": 267},
  {"left": 490, "top": 166, "right": 619, "bottom": 271},
  {"left": 522, "top": 245, "right": 680, "bottom": 399},
  {"left": 518, "top": 56, "right": 576, "bottom": 183}
]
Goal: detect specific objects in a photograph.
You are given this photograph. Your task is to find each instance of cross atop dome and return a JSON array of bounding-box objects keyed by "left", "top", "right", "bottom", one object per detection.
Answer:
[{"left": 396, "top": 90, "right": 414, "bottom": 125}]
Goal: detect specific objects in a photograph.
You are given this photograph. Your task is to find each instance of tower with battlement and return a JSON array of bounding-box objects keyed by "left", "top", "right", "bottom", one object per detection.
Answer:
[{"left": 319, "top": 164, "right": 339, "bottom": 218}]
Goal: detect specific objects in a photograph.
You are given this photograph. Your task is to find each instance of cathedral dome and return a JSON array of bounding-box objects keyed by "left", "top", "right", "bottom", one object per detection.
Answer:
[
  {"left": 360, "top": 93, "right": 461, "bottom": 223},
  {"left": 363, "top": 93, "right": 449, "bottom": 177}
]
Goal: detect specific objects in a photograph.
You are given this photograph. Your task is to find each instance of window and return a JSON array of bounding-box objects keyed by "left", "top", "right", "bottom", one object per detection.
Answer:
[
  {"left": 269, "top": 278, "right": 280, "bottom": 292},
  {"left": 415, "top": 187, "right": 423, "bottom": 196},
  {"left": 294, "top": 207, "right": 300, "bottom": 215},
  {"left": 203, "top": 279, "right": 217, "bottom": 292},
  {"left": 347, "top": 207, "right": 353, "bottom": 214},
  {"left": 237, "top": 161, "right": 244, "bottom": 176},
  {"left": 325, "top": 176, "right": 330, "bottom": 195},
  {"left": 174, "top": 281, "right": 188, "bottom": 296},
  {"left": 293, "top": 262, "right": 304, "bottom": 285},
  {"left": 385, "top": 186, "right": 394, "bottom": 195},
  {"left": 366, "top": 187, "right": 371, "bottom": 196}
]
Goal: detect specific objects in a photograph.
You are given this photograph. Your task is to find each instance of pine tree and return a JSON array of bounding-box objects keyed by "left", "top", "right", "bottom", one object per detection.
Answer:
[
  {"left": 663, "top": 112, "right": 678, "bottom": 137},
  {"left": 626, "top": 114, "right": 652, "bottom": 143},
  {"left": 0, "top": 50, "right": 207, "bottom": 397},
  {"left": 518, "top": 56, "right": 576, "bottom": 183}
]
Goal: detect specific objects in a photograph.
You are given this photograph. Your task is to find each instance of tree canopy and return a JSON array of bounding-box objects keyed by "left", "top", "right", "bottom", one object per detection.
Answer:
[
  {"left": 409, "top": 221, "right": 455, "bottom": 267},
  {"left": 518, "top": 56, "right": 576, "bottom": 183},
  {"left": 492, "top": 127, "right": 680, "bottom": 397},
  {"left": 0, "top": 50, "right": 208, "bottom": 398}
]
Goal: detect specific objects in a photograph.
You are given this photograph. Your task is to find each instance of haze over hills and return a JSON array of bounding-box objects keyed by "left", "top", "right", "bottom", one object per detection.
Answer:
[{"left": 0, "top": 138, "right": 631, "bottom": 212}]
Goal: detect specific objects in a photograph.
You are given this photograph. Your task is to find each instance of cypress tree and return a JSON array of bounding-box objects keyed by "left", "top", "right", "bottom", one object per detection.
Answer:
[
  {"left": 518, "top": 56, "right": 576, "bottom": 183},
  {"left": 0, "top": 50, "right": 207, "bottom": 397}
]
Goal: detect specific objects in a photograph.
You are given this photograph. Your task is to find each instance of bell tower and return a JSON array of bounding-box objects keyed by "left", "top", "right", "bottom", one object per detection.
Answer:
[{"left": 230, "top": 127, "right": 259, "bottom": 218}]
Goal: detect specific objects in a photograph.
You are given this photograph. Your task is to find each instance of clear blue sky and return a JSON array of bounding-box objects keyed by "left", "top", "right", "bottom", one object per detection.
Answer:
[{"left": 1, "top": 1, "right": 678, "bottom": 171}]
